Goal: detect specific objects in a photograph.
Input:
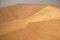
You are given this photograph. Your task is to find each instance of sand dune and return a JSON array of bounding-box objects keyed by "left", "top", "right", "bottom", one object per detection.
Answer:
[
  {"left": 0, "top": 4, "right": 60, "bottom": 40},
  {"left": 0, "top": 4, "right": 48, "bottom": 35},
  {"left": 26, "top": 6, "right": 60, "bottom": 22},
  {"left": 0, "top": 4, "right": 48, "bottom": 23},
  {"left": 0, "top": 19, "right": 60, "bottom": 40}
]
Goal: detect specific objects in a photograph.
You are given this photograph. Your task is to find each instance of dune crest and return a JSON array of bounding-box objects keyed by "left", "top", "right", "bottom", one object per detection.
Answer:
[
  {"left": 0, "top": 5, "right": 60, "bottom": 38},
  {"left": 26, "top": 6, "right": 60, "bottom": 22}
]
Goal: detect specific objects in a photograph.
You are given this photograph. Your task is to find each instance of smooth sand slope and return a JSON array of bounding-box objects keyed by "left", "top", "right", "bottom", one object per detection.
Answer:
[
  {"left": 0, "top": 4, "right": 48, "bottom": 35},
  {"left": 26, "top": 6, "right": 60, "bottom": 22},
  {"left": 0, "top": 4, "right": 60, "bottom": 40}
]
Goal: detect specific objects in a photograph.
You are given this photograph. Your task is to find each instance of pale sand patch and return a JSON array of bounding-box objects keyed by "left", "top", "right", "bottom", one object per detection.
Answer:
[{"left": 26, "top": 6, "right": 60, "bottom": 22}]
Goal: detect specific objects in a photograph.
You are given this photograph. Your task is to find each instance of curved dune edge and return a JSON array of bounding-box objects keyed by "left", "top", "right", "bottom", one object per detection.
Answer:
[
  {"left": 0, "top": 5, "right": 60, "bottom": 36},
  {"left": 0, "top": 4, "right": 48, "bottom": 23},
  {"left": 0, "top": 20, "right": 28, "bottom": 35},
  {"left": 26, "top": 6, "right": 60, "bottom": 22},
  {"left": 0, "top": 4, "right": 48, "bottom": 35},
  {"left": 0, "top": 19, "right": 60, "bottom": 40}
]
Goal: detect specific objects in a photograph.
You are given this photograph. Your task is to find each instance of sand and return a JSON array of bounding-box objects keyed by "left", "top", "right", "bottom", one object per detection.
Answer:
[{"left": 0, "top": 4, "right": 60, "bottom": 40}]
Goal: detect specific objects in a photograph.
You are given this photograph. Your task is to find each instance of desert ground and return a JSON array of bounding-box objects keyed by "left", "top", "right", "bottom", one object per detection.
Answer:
[{"left": 0, "top": 4, "right": 60, "bottom": 40}]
